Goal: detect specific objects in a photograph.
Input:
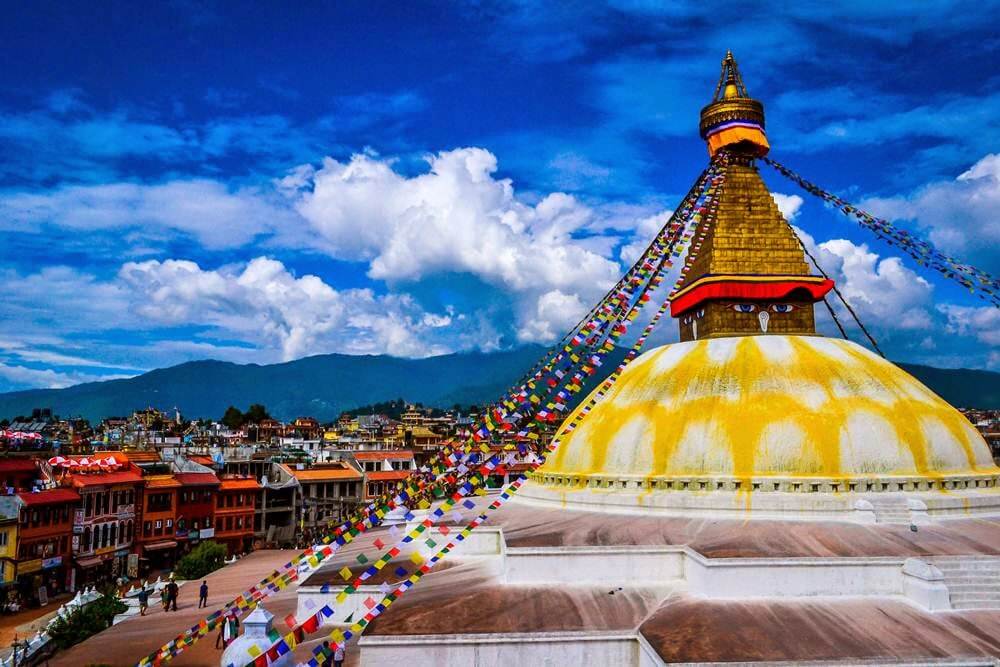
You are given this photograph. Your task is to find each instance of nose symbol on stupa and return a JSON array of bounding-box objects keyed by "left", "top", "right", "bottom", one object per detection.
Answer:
[{"left": 758, "top": 310, "right": 770, "bottom": 333}]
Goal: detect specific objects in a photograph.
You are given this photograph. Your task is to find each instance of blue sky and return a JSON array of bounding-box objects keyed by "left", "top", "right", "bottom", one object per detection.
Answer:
[{"left": 1, "top": 0, "right": 999, "bottom": 392}]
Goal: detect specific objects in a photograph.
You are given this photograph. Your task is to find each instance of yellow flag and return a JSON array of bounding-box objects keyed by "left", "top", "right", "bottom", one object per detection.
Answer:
[{"left": 339, "top": 566, "right": 352, "bottom": 580}]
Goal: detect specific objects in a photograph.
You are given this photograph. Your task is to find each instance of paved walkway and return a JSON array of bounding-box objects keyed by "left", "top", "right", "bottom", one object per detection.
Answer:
[
  {"left": 51, "top": 550, "right": 304, "bottom": 667},
  {"left": 0, "top": 594, "right": 72, "bottom": 650}
]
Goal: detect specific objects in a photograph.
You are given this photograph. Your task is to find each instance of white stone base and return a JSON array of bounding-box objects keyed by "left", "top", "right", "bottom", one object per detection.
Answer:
[{"left": 515, "top": 481, "right": 1000, "bottom": 522}]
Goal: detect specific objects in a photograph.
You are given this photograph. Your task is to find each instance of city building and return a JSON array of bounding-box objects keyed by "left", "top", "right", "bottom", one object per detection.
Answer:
[
  {"left": 65, "top": 454, "right": 141, "bottom": 586},
  {"left": 136, "top": 473, "right": 181, "bottom": 572},
  {"left": 9, "top": 488, "right": 78, "bottom": 603},
  {"left": 277, "top": 462, "right": 361, "bottom": 538},
  {"left": 215, "top": 476, "right": 260, "bottom": 554},
  {"left": 173, "top": 470, "right": 220, "bottom": 550}
]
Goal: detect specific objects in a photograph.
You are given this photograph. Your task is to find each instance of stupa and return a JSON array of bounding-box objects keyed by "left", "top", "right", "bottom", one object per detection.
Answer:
[
  {"left": 520, "top": 50, "right": 999, "bottom": 521},
  {"left": 296, "top": 53, "right": 1000, "bottom": 666}
]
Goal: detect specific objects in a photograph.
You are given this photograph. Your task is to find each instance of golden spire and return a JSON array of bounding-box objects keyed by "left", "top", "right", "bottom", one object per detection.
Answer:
[{"left": 699, "top": 51, "right": 769, "bottom": 157}]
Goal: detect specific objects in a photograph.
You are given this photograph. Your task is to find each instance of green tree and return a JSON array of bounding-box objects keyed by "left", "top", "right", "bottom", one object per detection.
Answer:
[
  {"left": 174, "top": 540, "right": 227, "bottom": 580},
  {"left": 46, "top": 591, "right": 126, "bottom": 650},
  {"left": 243, "top": 403, "right": 271, "bottom": 424},
  {"left": 221, "top": 406, "right": 243, "bottom": 430}
]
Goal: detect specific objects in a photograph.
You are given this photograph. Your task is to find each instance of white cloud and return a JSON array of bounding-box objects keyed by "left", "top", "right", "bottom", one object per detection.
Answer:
[
  {"left": 290, "top": 147, "right": 628, "bottom": 342},
  {"left": 0, "top": 363, "right": 131, "bottom": 391},
  {"left": 938, "top": 304, "right": 1000, "bottom": 347},
  {"left": 0, "top": 180, "right": 298, "bottom": 250},
  {"left": 861, "top": 153, "right": 1000, "bottom": 273},
  {"left": 794, "top": 228, "right": 934, "bottom": 331},
  {"left": 772, "top": 193, "right": 804, "bottom": 221},
  {"left": 117, "top": 257, "right": 452, "bottom": 360}
]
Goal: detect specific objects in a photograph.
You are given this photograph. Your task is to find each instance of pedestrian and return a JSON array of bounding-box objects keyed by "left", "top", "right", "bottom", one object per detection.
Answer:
[
  {"left": 318, "top": 640, "right": 332, "bottom": 667},
  {"left": 220, "top": 611, "right": 239, "bottom": 648},
  {"left": 333, "top": 642, "right": 345, "bottom": 667},
  {"left": 199, "top": 580, "right": 208, "bottom": 608},
  {"left": 137, "top": 587, "right": 149, "bottom": 616},
  {"left": 166, "top": 579, "right": 179, "bottom": 611},
  {"left": 160, "top": 586, "right": 169, "bottom": 611}
]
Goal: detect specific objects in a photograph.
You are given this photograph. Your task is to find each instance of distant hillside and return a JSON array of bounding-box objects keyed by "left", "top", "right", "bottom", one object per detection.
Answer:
[{"left": 0, "top": 347, "right": 996, "bottom": 422}]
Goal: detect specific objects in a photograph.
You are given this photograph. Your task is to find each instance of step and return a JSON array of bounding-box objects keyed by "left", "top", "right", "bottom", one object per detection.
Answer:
[
  {"left": 950, "top": 592, "right": 1000, "bottom": 600},
  {"left": 952, "top": 600, "right": 1000, "bottom": 609},
  {"left": 946, "top": 583, "right": 1000, "bottom": 592},
  {"left": 936, "top": 566, "right": 1000, "bottom": 575}
]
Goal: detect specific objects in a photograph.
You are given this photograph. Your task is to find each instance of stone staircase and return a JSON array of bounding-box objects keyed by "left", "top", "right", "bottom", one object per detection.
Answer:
[
  {"left": 930, "top": 556, "right": 1000, "bottom": 610},
  {"left": 868, "top": 495, "right": 912, "bottom": 524}
]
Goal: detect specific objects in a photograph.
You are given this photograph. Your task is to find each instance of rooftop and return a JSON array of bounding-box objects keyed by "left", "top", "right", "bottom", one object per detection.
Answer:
[
  {"left": 219, "top": 477, "right": 261, "bottom": 491},
  {"left": 17, "top": 488, "right": 81, "bottom": 506},
  {"left": 279, "top": 462, "right": 361, "bottom": 482},
  {"left": 354, "top": 451, "right": 415, "bottom": 461},
  {"left": 173, "top": 472, "right": 220, "bottom": 487}
]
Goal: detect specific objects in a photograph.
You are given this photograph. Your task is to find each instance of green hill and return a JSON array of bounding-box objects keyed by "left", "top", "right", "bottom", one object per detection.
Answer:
[{"left": 0, "top": 347, "right": 995, "bottom": 422}]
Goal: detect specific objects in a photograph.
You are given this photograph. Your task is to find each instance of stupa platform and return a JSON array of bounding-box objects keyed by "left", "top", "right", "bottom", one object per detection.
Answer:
[{"left": 295, "top": 497, "right": 1000, "bottom": 665}]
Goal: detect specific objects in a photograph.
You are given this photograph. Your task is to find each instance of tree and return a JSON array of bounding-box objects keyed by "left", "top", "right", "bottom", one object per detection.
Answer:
[
  {"left": 46, "top": 591, "right": 126, "bottom": 650},
  {"left": 243, "top": 404, "right": 271, "bottom": 424},
  {"left": 175, "top": 540, "right": 227, "bottom": 579},
  {"left": 221, "top": 406, "right": 243, "bottom": 430}
]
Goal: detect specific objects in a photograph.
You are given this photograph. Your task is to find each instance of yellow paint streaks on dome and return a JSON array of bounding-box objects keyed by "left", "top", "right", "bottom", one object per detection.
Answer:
[{"left": 542, "top": 336, "right": 997, "bottom": 484}]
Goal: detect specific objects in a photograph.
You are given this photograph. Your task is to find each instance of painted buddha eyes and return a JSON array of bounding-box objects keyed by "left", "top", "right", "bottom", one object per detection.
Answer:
[{"left": 732, "top": 303, "right": 795, "bottom": 314}]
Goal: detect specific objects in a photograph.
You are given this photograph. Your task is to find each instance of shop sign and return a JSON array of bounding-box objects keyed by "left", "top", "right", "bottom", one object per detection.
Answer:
[
  {"left": 199, "top": 527, "right": 214, "bottom": 539},
  {"left": 114, "top": 549, "right": 129, "bottom": 558},
  {"left": 71, "top": 535, "right": 79, "bottom": 551},
  {"left": 175, "top": 529, "right": 188, "bottom": 539},
  {"left": 19, "top": 559, "right": 42, "bottom": 575},
  {"left": 127, "top": 553, "right": 138, "bottom": 578},
  {"left": 188, "top": 530, "right": 200, "bottom": 540},
  {"left": 41, "top": 556, "right": 62, "bottom": 570},
  {"left": 117, "top": 504, "right": 135, "bottom": 520},
  {"left": 72, "top": 524, "right": 84, "bottom": 534},
  {"left": 73, "top": 509, "right": 84, "bottom": 527}
]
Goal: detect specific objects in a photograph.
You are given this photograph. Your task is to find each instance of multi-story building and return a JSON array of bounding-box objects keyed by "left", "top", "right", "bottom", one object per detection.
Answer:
[
  {"left": 214, "top": 476, "right": 260, "bottom": 555},
  {"left": 67, "top": 455, "right": 141, "bottom": 586},
  {"left": 351, "top": 451, "right": 416, "bottom": 500},
  {"left": 174, "top": 471, "right": 220, "bottom": 551},
  {"left": 276, "top": 462, "right": 362, "bottom": 537},
  {"left": 136, "top": 474, "right": 181, "bottom": 571},
  {"left": 10, "top": 488, "right": 78, "bottom": 601}
]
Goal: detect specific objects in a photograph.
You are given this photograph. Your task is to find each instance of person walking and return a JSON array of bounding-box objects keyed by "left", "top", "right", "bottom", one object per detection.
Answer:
[
  {"left": 160, "top": 586, "right": 169, "bottom": 611},
  {"left": 198, "top": 580, "right": 208, "bottom": 608},
  {"left": 333, "top": 643, "right": 345, "bottom": 667},
  {"left": 137, "top": 586, "right": 149, "bottom": 616},
  {"left": 166, "top": 579, "right": 179, "bottom": 611}
]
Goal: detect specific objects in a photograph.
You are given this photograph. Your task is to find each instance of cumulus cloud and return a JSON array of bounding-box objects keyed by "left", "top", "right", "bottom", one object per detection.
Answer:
[
  {"left": 794, "top": 228, "right": 934, "bottom": 332},
  {"left": 289, "top": 147, "right": 627, "bottom": 343},
  {"left": 862, "top": 153, "right": 1000, "bottom": 273},
  {"left": 938, "top": 304, "right": 1000, "bottom": 347},
  {"left": 117, "top": 257, "right": 453, "bottom": 360}
]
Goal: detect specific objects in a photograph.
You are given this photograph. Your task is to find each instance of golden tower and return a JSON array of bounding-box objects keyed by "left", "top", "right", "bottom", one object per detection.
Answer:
[{"left": 671, "top": 52, "right": 833, "bottom": 341}]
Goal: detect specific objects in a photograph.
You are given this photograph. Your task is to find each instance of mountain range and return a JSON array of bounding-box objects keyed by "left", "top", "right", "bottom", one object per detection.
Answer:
[{"left": 0, "top": 345, "right": 996, "bottom": 423}]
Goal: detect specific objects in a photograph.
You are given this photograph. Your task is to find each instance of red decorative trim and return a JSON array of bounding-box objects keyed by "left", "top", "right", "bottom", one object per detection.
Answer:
[{"left": 670, "top": 278, "right": 834, "bottom": 317}]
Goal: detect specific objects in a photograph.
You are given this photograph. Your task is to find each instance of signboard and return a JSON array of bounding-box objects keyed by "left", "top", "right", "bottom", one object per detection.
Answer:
[
  {"left": 175, "top": 529, "right": 188, "bottom": 539},
  {"left": 37, "top": 586, "right": 48, "bottom": 607},
  {"left": 199, "top": 527, "right": 214, "bottom": 539},
  {"left": 117, "top": 504, "right": 135, "bottom": 520},
  {"left": 41, "top": 556, "right": 61, "bottom": 570},
  {"left": 127, "top": 553, "right": 138, "bottom": 578},
  {"left": 72, "top": 535, "right": 79, "bottom": 551},
  {"left": 72, "top": 524, "right": 84, "bottom": 535},
  {"left": 114, "top": 549, "right": 129, "bottom": 558},
  {"left": 73, "top": 509, "right": 84, "bottom": 527},
  {"left": 19, "top": 559, "right": 42, "bottom": 575}
]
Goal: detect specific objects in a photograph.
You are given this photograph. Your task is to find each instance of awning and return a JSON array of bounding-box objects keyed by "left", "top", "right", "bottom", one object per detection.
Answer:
[
  {"left": 74, "top": 555, "right": 104, "bottom": 569},
  {"left": 143, "top": 540, "right": 178, "bottom": 552}
]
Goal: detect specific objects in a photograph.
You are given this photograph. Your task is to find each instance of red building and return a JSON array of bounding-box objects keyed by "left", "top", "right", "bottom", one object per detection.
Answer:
[
  {"left": 0, "top": 460, "right": 39, "bottom": 493},
  {"left": 214, "top": 476, "right": 260, "bottom": 555},
  {"left": 13, "top": 488, "right": 79, "bottom": 601},
  {"left": 66, "top": 454, "right": 142, "bottom": 586},
  {"left": 174, "top": 472, "right": 220, "bottom": 551},
  {"left": 136, "top": 474, "right": 181, "bottom": 571}
]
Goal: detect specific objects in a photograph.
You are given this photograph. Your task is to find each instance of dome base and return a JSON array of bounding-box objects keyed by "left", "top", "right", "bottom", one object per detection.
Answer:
[{"left": 518, "top": 473, "right": 1000, "bottom": 522}]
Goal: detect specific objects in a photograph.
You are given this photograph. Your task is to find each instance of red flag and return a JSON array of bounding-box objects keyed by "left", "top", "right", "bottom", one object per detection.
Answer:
[{"left": 373, "top": 538, "right": 385, "bottom": 550}]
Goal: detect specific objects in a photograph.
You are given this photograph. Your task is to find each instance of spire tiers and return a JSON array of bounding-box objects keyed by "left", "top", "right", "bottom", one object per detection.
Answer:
[
  {"left": 700, "top": 52, "right": 769, "bottom": 157},
  {"left": 671, "top": 54, "right": 833, "bottom": 341}
]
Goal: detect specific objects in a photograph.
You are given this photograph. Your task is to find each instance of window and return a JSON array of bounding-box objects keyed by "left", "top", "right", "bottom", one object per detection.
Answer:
[
  {"left": 215, "top": 518, "right": 222, "bottom": 532},
  {"left": 85, "top": 494, "right": 93, "bottom": 517},
  {"left": 0, "top": 532, "right": 7, "bottom": 547},
  {"left": 235, "top": 516, "right": 242, "bottom": 529},
  {"left": 237, "top": 494, "right": 244, "bottom": 506},
  {"left": 217, "top": 495, "right": 223, "bottom": 508},
  {"left": 166, "top": 519, "right": 173, "bottom": 529},
  {"left": 110, "top": 523, "right": 117, "bottom": 545},
  {"left": 126, "top": 520, "right": 133, "bottom": 541},
  {"left": 83, "top": 527, "right": 91, "bottom": 551},
  {"left": 144, "top": 521, "right": 152, "bottom": 537},
  {"left": 226, "top": 517, "right": 233, "bottom": 531}
]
